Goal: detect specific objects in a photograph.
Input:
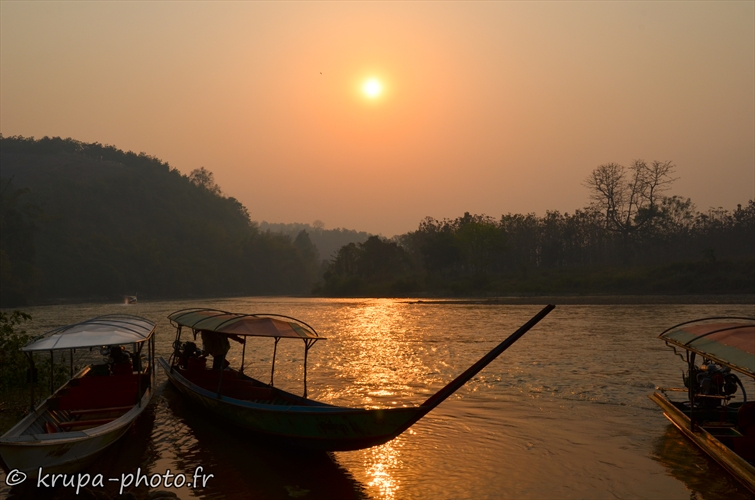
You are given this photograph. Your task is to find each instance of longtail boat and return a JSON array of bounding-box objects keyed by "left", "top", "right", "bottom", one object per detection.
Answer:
[
  {"left": 649, "top": 317, "right": 755, "bottom": 494},
  {"left": 0, "top": 315, "right": 156, "bottom": 476},
  {"left": 159, "top": 304, "right": 555, "bottom": 451}
]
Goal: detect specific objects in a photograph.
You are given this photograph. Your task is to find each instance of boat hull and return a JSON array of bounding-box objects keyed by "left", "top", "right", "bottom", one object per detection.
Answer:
[
  {"left": 0, "top": 389, "right": 152, "bottom": 476},
  {"left": 159, "top": 358, "right": 427, "bottom": 451},
  {"left": 649, "top": 391, "right": 755, "bottom": 494}
]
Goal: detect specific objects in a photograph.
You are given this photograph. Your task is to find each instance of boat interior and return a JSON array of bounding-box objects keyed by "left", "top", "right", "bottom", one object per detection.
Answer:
[
  {"left": 668, "top": 398, "right": 755, "bottom": 462},
  {"left": 21, "top": 361, "right": 151, "bottom": 436},
  {"left": 174, "top": 363, "right": 318, "bottom": 407}
]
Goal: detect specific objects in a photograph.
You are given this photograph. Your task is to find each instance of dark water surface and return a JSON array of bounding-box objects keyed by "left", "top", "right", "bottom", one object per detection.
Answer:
[{"left": 2, "top": 298, "right": 754, "bottom": 499}]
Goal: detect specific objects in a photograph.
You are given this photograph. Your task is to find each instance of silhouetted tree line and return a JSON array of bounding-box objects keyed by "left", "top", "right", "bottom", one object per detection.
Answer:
[
  {"left": 258, "top": 220, "right": 371, "bottom": 263},
  {"left": 0, "top": 135, "right": 320, "bottom": 306},
  {"left": 318, "top": 160, "right": 754, "bottom": 296},
  {"left": 2, "top": 137, "right": 751, "bottom": 303}
]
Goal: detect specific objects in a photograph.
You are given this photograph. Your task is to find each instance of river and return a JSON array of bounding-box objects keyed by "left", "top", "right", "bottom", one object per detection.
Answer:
[{"left": 1, "top": 298, "right": 754, "bottom": 499}]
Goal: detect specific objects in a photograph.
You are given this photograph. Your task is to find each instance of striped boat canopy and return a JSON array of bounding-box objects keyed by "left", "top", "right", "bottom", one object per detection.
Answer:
[
  {"left": 659, "top": 317, "right": 755, "bottom": 378},
  {"left": 23, "top": 315, "right": 156, "bottom": 352},
  {"left": 168, "top": 308, "right": 323, "bottom": 340}
]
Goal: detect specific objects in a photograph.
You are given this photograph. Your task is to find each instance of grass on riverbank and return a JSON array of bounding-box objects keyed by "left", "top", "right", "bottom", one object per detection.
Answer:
[
  {"left": 320, "top": 258, "right": 755, "bottom": 298},
  {"left": 488, "top": 258, "right": 754, "bottom": 296}
]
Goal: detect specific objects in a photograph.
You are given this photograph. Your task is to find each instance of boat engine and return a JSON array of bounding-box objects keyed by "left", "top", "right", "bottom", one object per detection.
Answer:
[{"left": 686, "top": 362, "right": 742, "bottom": 408}]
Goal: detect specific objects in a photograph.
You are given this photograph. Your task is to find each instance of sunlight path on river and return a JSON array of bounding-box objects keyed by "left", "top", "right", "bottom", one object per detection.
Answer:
[{"left": 2, "top": 298, "right": 753, "bottom": 499}]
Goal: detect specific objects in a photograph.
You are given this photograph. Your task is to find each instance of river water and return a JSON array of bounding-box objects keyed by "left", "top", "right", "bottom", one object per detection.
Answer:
[{"left": 1, "top": 298, "right": 754, "bottom": 499}]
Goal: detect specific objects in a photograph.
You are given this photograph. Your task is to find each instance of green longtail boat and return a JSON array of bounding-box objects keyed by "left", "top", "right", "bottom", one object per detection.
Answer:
[{"left": 160, "top": 305, "right": 555, "bottom": 451}]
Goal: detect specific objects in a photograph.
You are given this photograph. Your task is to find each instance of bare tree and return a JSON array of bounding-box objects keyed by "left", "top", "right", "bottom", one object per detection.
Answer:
[
  {"left": 584, "top": 159, "right": 676, "bottom": 238},
  {"left": 189, "top": 167, "right": 222, "bottom": 196}
]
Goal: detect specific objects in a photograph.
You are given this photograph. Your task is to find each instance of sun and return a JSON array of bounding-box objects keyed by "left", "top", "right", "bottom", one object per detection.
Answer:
[{"left": 362, "top": 78, "right": 383, "bottom": 99}]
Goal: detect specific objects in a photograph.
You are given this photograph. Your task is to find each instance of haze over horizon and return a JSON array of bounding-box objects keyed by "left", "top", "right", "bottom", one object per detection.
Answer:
[{"left": 1, "top": 1, "right": 753, "bottom": 237}]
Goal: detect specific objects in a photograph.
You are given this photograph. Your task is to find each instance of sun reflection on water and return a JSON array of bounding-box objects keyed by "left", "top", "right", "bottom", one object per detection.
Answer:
[
  {"left": 321, "top": 299, "right": 437, "bottom": 407},
  {"left": 365, "top": 440, "right": 403, "bottom": 500},
  {"left": 327, "top": 300, "right": 423, "bottom": 499}
]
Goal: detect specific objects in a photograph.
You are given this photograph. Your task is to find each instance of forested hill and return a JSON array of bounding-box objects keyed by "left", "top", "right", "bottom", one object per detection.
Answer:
[{"left": 0, "top": 135, "right": 320, "bottom": 306}]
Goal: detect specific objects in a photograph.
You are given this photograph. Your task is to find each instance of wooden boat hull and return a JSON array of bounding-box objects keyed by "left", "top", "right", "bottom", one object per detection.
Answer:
[
  {"left": 0, "top": 388, "right": 152, "bottom": 476},
  {"left": 649, "top": 391, "right": 755, "bottom": 494},
  {"left": 161, "top": 305, "right": 556, "bottom": 451},
  {"left": 159, "top": 358, "right": 427, "bottom": 451}
]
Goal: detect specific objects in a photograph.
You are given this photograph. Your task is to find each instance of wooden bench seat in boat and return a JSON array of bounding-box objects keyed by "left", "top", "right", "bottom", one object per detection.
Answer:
[
  {"left": 69, "top": 406, "right": 133, "bottom": 416},
  {"left": 58, "top": 418, "right": 116, "bottom": 430},
  {"left": 41, "top": 405, "right": 133, "bottom": 434}
]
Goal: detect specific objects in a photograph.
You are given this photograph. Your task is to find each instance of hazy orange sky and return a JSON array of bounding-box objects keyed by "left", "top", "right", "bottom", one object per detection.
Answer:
[{"left": 1, "top": 1, "right": 753, "bottom": 237}]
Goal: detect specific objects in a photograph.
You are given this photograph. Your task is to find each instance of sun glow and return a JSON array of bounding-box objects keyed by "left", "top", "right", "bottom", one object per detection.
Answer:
[{"left": 362, "top": 78, "right": 383, "bottom": 98}]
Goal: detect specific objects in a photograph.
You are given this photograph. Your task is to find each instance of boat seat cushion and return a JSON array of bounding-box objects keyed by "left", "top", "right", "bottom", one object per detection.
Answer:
[
  {"left": 56, "top": 373, "right": 140, "bottom": 410},
  {"left": 737, "top": 401, "right": 755, "bottom": 436}
]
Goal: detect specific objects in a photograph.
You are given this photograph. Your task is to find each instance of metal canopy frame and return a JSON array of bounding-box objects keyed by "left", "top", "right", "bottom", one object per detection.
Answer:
[
  {"left": 168, "top": 309, "right": 324, "bottom": 398},
  {"left": 659, "top": 316, "right": 755, "bottom": 380}
]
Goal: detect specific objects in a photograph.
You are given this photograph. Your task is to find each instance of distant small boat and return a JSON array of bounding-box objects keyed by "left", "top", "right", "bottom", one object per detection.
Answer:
[
  {"left": 650, "top": 317, "right": 755, "bottom": 494},
  {"left": 125, "top": 294, "right": 137, "bottom": 304},
  {"left": 0, "top": 315, "right": 156, "bottom": 476},
  {"left": 160, "top": 305, "right": 555, "bottom": 451}
]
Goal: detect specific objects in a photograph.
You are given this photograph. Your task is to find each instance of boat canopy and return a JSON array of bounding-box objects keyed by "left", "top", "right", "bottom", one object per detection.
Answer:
[
  {"left": 168, "top": 308, "right": 324, "bottom": 340},
  {"left": 22, "top": 315, "right": 156, "bottom": 352},
  {"left": 659, "top": 318, "right": 755, "bottom": 378}
]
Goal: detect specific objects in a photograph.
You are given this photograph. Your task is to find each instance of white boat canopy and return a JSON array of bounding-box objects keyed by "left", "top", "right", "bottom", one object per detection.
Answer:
[
  {"left": 168, "top": 308, "right": 324, "bottom": 340},
  {"left": 659, "top": 317, "right": 755, "bottom": 378},
  {"left": 22, "top": 315, "right": 156, "bottom": 352}
]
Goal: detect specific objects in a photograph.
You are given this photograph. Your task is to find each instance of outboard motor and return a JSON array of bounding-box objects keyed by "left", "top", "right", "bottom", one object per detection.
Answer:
[{"left": 686, "top": 362, "right": 742, "bottom": 408}]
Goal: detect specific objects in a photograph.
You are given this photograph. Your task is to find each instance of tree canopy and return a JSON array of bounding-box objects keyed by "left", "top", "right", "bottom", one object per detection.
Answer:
[
  {"left": 0, "top": 135, "right": 320, "bottom": 305},
  {"left": 318, "top": 161, "right": 754, "bottom": 296},
  {"left": 2, "top": 138, "right": 751, "bottom": 302}
]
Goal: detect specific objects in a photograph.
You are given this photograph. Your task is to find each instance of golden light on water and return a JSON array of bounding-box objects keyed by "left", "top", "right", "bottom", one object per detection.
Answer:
[
  {"left": 365, "top": 441, "right": 402, "bottom": 499},
  {"left": 333, "top": 300, "right": 427, "bottom": 407},
  {"left": 335, "top": 300, "right": 419, "bottom": 498}
]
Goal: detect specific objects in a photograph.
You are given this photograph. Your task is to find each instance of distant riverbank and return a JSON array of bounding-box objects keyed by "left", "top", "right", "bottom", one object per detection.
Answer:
[
  {"left": 6, "top": 292, "right": 754, "bottom": 309},
  {"left": 405, "top": 294, "right": 755, "bottom": 305}
]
